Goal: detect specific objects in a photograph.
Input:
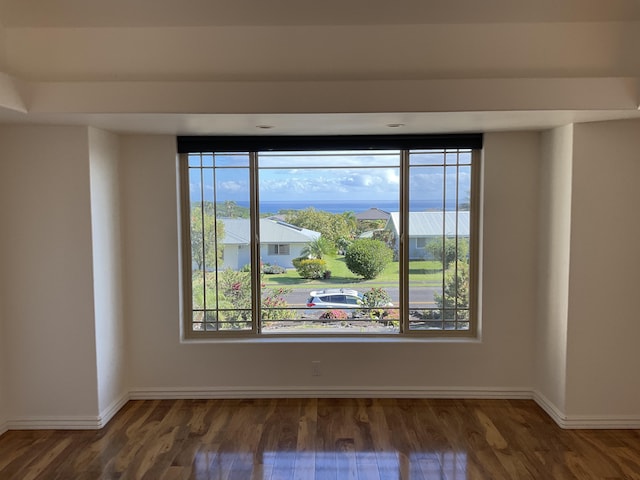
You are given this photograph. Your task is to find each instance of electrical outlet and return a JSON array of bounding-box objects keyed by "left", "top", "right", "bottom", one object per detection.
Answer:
[{"left": 311, "top": 360, "right": 321, "bottom": 376}]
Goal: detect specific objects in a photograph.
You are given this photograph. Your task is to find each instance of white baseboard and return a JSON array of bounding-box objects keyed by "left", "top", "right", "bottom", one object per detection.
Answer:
[
  {"left": 3, "top": 392, "right": 130, "bottom": 431},
  {"left": 3, "top": 388, "right": 639, "bottom": 431},
  {"left": 7, "top": 416, "right": 103, "bottom": 430},
  {"left": 129, "top": 385, "right": 533, "bottom": 400},
  {"left": 532, "top": 390, "right": 640, "bottom": 429},
  {"left": 98, "top": 392, "right": 130, "bottom": 428}
]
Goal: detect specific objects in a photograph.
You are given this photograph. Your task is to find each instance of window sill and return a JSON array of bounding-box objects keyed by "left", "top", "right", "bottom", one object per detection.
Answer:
[{"left": 181, "top": 334, "right": 481, "bottom": 345}]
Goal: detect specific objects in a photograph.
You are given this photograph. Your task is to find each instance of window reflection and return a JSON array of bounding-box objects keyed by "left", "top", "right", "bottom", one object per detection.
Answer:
[{"left": 193, "top": 450, "right": 467, "bottom": 479}]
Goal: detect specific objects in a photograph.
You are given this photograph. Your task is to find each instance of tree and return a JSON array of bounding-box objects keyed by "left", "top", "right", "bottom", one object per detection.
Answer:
[
  {"left": 434, "top": 261, "right": 470, "bottom": 319},
  {"left": 372, "top": 229, "right": 396, "bottom": 251},
  {"left": 300, "top": 237, "right": 335, "bottom": 259},
  {"left": 219, "top": 200, "right": 249, "bottom": 218},
  {"left": 425, "top": 237, "right": 468, "bottom": 267},
  {"left": 345, "top": 239, "right": 393, "bottom": 279},
  {"left": 190, "top": 205, "right": 225, "bottom": 270},
  {"left": 285, "top": 208, "right": 354, "bottom": 247}
]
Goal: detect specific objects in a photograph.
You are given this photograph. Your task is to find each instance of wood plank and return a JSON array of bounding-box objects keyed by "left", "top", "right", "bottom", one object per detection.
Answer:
[{"left": 0, "top": 399, "right": 638, "bottom": 479}]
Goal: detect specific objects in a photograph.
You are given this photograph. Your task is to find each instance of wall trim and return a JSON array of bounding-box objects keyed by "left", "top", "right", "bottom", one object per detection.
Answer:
[
  {"left": 532, "top": 390, "right": 640, "bottom": 429},
  {"left": 129, "top": 386, "right": 533, "bottom": 400},
  {"left": 3, "top": 388, "right": 640, "bottom": 431},
  {"left": 7, "top": 416, "right": 103, "bottom": 430},
  {"left": 98, "top": 392, "right": 130, "bottom": 429}
]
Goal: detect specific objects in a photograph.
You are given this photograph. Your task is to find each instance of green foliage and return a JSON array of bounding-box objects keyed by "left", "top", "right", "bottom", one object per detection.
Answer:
[
  {"left": 218, "top": 200, "right": 249, "bottom": 218},
  {"left": 285, "top": 208, "right": 354, "bottom": 247},
  {"left": 199, "top": 269, "right": 295, "bottom": 322},
  {"left": 294, "top": 258, "right": 327, "bottom": 279},
  {"left": 361, "top": 287, "right": 392, "bottom": 319},
  {"left": 335, "top": 237, "right": 352, "bottom": 255},
  {"left": 300, "top": 237, "right": 336, "bottom": 259},
  {"left": 262, "top": 263, "right": 286, "bottom": 274},
  {"left": 356, "top": 219, "right": 387, "bottom": 235},
  {"left": 434, "top": 261, "right": 470, "bottom": 311},
  {"left": 425, "top": 237, "right": 469, "bottom": 267},
  {"left": 190, "top": 205, "right": 225, "bottom": 270},
  {"left": 218, "top": 268, "right": 252, "bottom": 312},
  {"left": 345, "top": 239, "right": 393, "bottom": 279},
  {"left": 261, "top": 287, "right": 296, "bottom": 320},
  {"left": 372, "top": 229, "right": 396, "bottom": 252}
]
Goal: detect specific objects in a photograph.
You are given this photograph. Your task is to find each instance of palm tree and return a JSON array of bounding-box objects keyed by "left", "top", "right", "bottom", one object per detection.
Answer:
[{"left": 300, "top": 237, "right": 335, "bottom": 259}]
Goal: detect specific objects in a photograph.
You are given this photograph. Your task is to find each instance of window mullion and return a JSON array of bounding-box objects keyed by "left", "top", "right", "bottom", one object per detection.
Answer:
[
  {"left": 250, "top": 152, "right": 261, "bottom": 334},
  {"left": 400, "top": 150, "right": 410, "bottom": 333}
]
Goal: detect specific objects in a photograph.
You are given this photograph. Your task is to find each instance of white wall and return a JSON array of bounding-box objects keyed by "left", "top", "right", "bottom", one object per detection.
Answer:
[
  {"left": 0, "top": 125, "right": 99, "bottom": 422},
  {"left": 0, "top": 22, "right": 6, "bottom": 71},
  {"left": 88, "top": 127, "right": 127, "bottom": 419},
  {"left": 536, "top": 125, "right": 574, "bottom": 413},
  {"left": 122, "top": 133, "right": 538, "bottom": 395},
  {"left": 0, "top": 291, "right": 6, "bottom": 433},
  {"left": 5, "top": 22, "right": 640, "bottom": 81},
  {"left": 564, "top": 120, "right": 640, "bottom": 417}
]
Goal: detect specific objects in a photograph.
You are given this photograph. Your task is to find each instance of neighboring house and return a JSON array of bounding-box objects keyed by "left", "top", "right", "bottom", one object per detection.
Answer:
[
  {"left": 355, "top": 207, "right": 390, "bottom": 221},
  {"left": 385, "top": 212, "right": 470, "bottom": 260},
  {"left": 220, "top": 218, "right": 320, "bottom": 269}
]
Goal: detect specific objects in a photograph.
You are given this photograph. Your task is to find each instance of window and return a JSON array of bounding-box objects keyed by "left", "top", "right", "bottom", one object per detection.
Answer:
[
  {"left": 179, "top": 135, "right": 481, "bottom": 338},
  {"left": 268, "top": 244, "right": 290, "bottom": 255}
]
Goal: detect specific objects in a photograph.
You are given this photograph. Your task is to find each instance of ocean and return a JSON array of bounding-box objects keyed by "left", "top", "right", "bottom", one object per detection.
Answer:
[{"left": 249, "top": 200, "right": 456, "bottom": 214}]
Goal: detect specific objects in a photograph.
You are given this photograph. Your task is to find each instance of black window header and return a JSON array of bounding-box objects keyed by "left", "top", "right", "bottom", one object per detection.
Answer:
[{"left": 177, "top": 134, "right": 483, "bottom": 153}]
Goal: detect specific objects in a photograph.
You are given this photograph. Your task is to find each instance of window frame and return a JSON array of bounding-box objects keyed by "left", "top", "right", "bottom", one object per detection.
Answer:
[
  {"left": 178, "top": 135, "right": 481, "bottom": 339},
  {"left": 268, "top": 244, "right": 290, "bottom": 256}
]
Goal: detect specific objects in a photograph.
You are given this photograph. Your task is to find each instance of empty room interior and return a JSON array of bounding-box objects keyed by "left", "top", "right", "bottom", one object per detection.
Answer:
[{"left": 0, "top": 0, "right": 639, "bottom": 478}]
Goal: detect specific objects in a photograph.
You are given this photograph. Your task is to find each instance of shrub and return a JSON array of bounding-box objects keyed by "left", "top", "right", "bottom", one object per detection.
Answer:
[
  {"left": 261, "top": 287, "right": 296, "bottom": 320},
  {"left": 361, "top": 287, "right": 393, "bottom": 319},
  {"left": 262, "top": 263, "right": 286, "bottom": 274},
  {"left": 294, "top": 258, "right": 327, "bottom": 279},
  {"left": 425, "top": 237, "right": 469, "bottom": 267},
  {"left": 345, "top": 239, "right": 393, "bottom": 279},
  {"left": 320, "top": 309, "right": 349, "bottom": 320}
]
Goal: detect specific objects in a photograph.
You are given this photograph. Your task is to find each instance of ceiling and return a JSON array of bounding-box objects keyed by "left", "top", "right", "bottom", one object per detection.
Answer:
[
  {"left": 0, "top": 0, "right": 639, "bottom": 135},
  {"left": 2, "top": 0, "right": 640, "bottom": 27}
]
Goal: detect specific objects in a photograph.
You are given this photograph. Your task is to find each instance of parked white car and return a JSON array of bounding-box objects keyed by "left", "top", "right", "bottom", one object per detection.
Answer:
[{"left": 306, "top": 289, "right": 364, "bottom": 309}]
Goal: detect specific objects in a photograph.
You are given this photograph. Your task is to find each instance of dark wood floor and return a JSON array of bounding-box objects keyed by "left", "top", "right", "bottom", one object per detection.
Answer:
[{"left": 0, "top": 398, "right": 639, "bottom": 479}]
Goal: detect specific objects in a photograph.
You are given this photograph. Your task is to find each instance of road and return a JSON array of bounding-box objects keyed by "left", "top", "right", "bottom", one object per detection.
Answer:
[{"left": 275, "top": 286, "right": 439, "bottom": 307}]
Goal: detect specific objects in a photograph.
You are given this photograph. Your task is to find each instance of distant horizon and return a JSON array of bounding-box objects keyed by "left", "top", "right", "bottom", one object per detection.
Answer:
[{"left": 256, "top": 199, "right": 457, "bottom": 214}]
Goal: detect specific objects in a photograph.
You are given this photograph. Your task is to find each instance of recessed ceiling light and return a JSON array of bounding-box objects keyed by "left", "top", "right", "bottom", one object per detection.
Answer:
[
  {"left": 386, "top": 123, "right": 405, "bottom": 128},
  {"left": 256, "top": 125, "right": 274, "bottom": 129}
]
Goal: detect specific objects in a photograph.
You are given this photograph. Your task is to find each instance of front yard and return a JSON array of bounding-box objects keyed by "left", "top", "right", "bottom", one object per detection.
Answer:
[{"left": 262, "top": 256, "right": 442, "bottom": 288}]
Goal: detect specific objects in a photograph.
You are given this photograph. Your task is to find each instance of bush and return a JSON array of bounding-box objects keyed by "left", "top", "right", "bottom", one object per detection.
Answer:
[
  {"left": 425, "top": 237, "right": 469, "bottom": 267},
  {"left": 361, "top": 287, "right": 393, "bottom": 320},
  {"left": 262, "top": 263, "right": 286, "bottom": 274},
  {"left": 345, "top": 239, "right": 393, "bottom": 279},
  {"left": 294, "top": 258, "right": 327, "bottom": 279},
  {"left": 319, "top": 309, "right": 349, "bottom": 320}
]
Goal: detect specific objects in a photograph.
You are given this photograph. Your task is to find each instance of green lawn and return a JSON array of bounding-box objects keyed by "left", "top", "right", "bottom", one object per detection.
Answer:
[{"left": 263, "top": 256, "right": 442, "bottom": 289}]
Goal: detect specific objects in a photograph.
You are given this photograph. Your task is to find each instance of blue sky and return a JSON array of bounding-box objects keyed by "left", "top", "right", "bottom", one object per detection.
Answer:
[{"left": 189, "top": 151, "right": 471, "bottom": 204}]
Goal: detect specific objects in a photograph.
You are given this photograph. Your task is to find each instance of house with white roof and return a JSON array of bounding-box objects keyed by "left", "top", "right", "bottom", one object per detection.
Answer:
[
  {"left": 220, "top": 218, "right": 320, "bottom": 269},
  {"left": 385, "top": 212, "right": 470, "bottom": 260}
]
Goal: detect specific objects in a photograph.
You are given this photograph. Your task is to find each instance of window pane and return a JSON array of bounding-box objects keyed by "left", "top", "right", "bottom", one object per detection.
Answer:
[
  {"left": 258, "top": 150, "right": 400, "bottom": 334},
  {"left": 183, "top": 145, "right": 476, "bottom": 337},
  {"left": 214, "top": 153, "right": 249, "bottom": 167},
  {"left": 188, "top": 158, "right": 252, "bottom": 333},
  {"left": 409, "top": 150, "right": 446, "bottom": 166},
  {"left": 408, "top": 149, "right": 472, "bottom": 333},
  {"left": 409, "top": 166, "right": 445, "bottom": 211},
  {"left": 259, "top": 150, "right": 399, "bottom": 168}
]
